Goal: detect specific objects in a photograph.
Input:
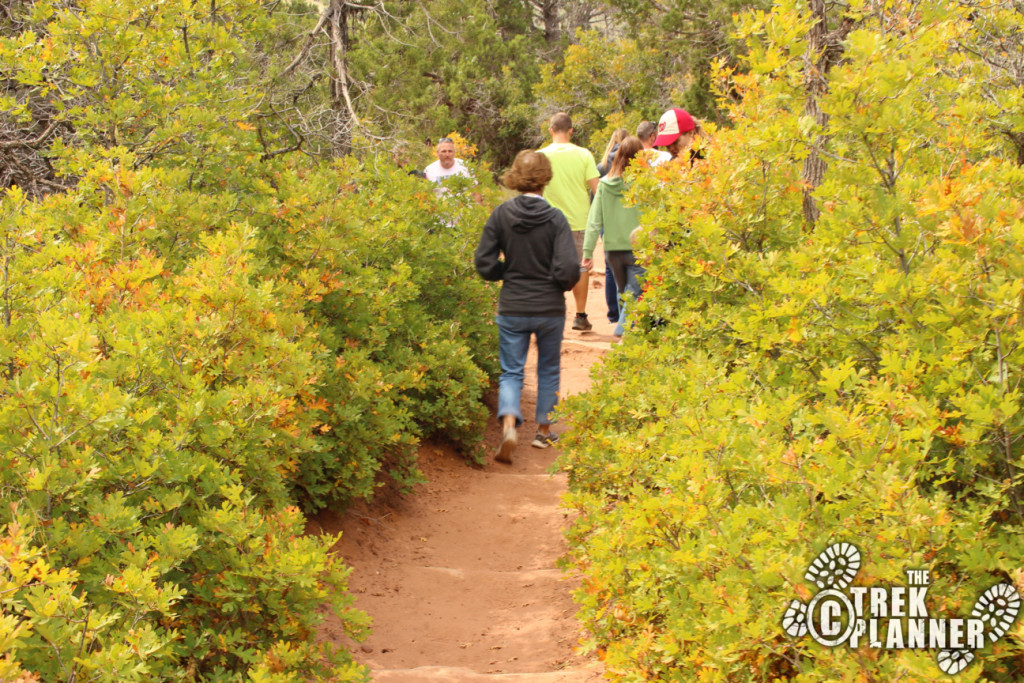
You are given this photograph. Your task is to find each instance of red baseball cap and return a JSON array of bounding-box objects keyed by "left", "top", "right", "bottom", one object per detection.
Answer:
[{"left": 653, "top": 108, "right": 696, "bottom": 146}]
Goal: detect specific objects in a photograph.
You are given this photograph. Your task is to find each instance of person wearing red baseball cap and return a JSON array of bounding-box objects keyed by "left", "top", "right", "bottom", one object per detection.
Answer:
[{"left": 652, "top": 108, "right": 703, "bottom": 166}]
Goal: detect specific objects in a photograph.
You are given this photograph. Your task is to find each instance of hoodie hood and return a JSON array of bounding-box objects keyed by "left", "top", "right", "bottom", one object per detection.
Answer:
[
  {"left": 504, "top": 194, "right": 562, "bottom": 234},
  {"left": 598, "top": 175, "right": 627, "bottom": 198}
]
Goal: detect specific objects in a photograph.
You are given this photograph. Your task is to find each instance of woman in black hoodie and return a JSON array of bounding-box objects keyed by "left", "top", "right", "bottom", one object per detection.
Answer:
[{"left": 475, "top": 150, "right": 581, "bottom": 464}]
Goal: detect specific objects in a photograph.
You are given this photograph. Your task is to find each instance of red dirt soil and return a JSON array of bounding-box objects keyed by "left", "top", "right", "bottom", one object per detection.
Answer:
[{"left": 312, "top": 260, "right": 618, "bottom": 682}]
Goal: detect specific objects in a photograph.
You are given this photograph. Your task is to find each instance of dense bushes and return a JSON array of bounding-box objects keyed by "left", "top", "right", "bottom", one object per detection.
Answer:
[
  {"left": 0, "top": 154, "right": 498, "bottom": 679},
  {"left": 0, "top": 181, "right": 368, "bottom": 679},
  {"left": 0, "top": 150, "right": 499, "bottom": 677},
  {"left": 249, "top": 160, "right": 500, "bottom": 508},
  {"left": 558, "top": 1, "right": 1024, "bottom": 680},
  {"left": 0, "top": 1, "right": 500, "bottom": 677}
]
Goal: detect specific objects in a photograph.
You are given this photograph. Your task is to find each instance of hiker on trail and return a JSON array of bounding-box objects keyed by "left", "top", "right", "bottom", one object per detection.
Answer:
[
  {"left": 474, "top": 150, "right": 580, "bottom": 464},
  {"left": 424, "top": 137, "right": 472, "bottom": 182},
  {"left": 597, "top": 127, "right": 630, "bottom": 326},
  {"left": 597, "top": 128, "right": 628, "bottom": 177},
  {"left": 581, "top": 136, "right": 646, "bottom": 338},
  {"left": 653, "top": 108, "right": 705, "bottom": 167},
  {"left": 638, "top": 120, "right": 672, "bottom": 166},
  {"left": 538, "top": 113, "right": 600, "bottom": 332}
]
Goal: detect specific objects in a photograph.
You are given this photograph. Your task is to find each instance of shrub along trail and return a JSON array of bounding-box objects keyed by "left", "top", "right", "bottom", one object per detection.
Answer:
[{"left": 312, "top": 261, "right": 617, "bottom": 681}]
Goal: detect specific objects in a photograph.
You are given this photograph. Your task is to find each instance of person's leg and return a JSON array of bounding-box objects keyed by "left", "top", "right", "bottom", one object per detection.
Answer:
[
  {"left": 618, "top": 252, "right": 646, "bottom": 335},
  {"left": 618, "top": 258, "right": 648, "bottom": 335},
  {"left": 604, "top": 257, "right": 619, "bottom": 323},
  {"left": 623, "top": 253, "right": 644, "bottom": 303},
  {"left": 606, "top": 251, "right": 631, "bottom": 337},
  {"left": 496, "top": 315, "right": 530, "bottom": 462},
  {"left": 614, "top": 305, "right": 626, "bottom": 338},
  {"left": 572, "top": 273, "right": 589, "bottom": 316},
  {"left": 532, "top": 315, "right": 565, "bottom": 432},
  {"left": 570, "top": 231, "right": 591, "bottom": 330},
  {"left": 496, "top": 315, "right": 530, "bottom": 424}
]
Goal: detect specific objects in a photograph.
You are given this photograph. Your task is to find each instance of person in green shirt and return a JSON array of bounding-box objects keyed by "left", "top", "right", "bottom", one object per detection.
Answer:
[
  {"left": 581, "top": 136, "right": 645, "bottom": 338},
  {"left": 538, "top": 113, "right": 600, "bottom": 331}
]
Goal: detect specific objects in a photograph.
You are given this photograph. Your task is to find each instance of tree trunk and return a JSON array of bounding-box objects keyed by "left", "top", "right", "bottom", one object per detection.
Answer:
[
  {"left": 801, "top": 0, "right": 830, "bottom": 228},
  {"left": 534, "top": 0, "right": 559, "bottom": 46},
  {"left": 801, "top": 0, "right": 854, "bottom": 229},
  {"left": 328, "top": 0, "right": 357, "bottom": 157}
]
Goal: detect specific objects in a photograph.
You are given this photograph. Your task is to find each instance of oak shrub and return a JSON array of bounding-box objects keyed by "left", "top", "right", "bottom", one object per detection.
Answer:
[
  {"left": 0, "top": 155, "right": 497, "bottom": 680},
  {"left": 558, "top": 1, "right": 1024, "bottom": 680},
  {"left": 0, "top": 0, "right": 499, "bottom": 678}
]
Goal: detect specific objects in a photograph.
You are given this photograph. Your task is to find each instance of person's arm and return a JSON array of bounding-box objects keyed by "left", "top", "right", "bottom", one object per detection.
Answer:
[
  {"left": 551, "top": 215, "right": 581, "bottom": 292},
  {"left": 474, "top": 211, "right": 505, "bottom": 281},
  {"left": 585, "top": 151, "right": 600, "bottom": 196},
  {"left": 581, "top": 183, "right": 603, "bottom": 269}
]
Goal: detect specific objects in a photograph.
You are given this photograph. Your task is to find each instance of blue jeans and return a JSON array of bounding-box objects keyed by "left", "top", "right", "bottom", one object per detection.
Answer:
[
  {"left": 606, "top": 251, "right": 646, "bottom": 336},
  {"left": 605, "top": 260, "right": 619, "bottom": 322},
  {"left": 496, "top": 314, "right": 564, "bottom": 426}
]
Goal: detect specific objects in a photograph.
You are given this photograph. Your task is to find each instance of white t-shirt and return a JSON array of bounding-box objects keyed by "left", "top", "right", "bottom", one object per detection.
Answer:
[
  {"left": 424, "top": 159, "right": 471, "bottom": 182},
  {"left": 649, "top": 150, "right": 673, "bottom": 167}
]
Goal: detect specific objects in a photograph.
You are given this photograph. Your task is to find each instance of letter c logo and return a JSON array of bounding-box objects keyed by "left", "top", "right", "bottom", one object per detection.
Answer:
[{"left": 807, "top": 589, "right": 856, "bottom": 647}]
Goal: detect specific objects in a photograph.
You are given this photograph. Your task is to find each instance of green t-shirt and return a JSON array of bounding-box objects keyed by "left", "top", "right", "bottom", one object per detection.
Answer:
[{"left": 538, "top": 142, "right": 600, "bottom": 232}]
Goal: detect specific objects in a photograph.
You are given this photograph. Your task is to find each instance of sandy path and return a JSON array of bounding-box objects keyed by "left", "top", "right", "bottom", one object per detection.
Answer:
[{"left": 313, "top": 255, "right": 617, "bottom": 681}]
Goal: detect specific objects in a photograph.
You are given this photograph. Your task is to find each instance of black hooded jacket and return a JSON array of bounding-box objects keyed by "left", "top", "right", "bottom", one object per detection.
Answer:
[{"left": 475, "top": 195, "right": 581, "bottom": 317}]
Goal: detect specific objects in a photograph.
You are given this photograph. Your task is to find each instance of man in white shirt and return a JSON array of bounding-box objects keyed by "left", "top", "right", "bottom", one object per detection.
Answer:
[
  {"left": 424, "top": 137, "right": 472, "bottom": 182},
  {"left": 638, "top": 120, "right": 672, "bottom": 166}
]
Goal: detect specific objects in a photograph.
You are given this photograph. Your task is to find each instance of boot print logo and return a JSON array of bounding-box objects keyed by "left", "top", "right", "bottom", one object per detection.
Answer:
[{"left": 782, "top": 543, "right": 1020, "bottom": 674}]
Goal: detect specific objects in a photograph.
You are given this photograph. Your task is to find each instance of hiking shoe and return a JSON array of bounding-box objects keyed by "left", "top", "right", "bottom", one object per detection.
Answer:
[
  {"left": 496, "top": 424, "right": 516, "bottom": 463},
  {"left": 571, "top": 313, "right": 592, "bottom": 331},
  {"left": 531, "top": 432, "right": 559, "bottom": 449}
]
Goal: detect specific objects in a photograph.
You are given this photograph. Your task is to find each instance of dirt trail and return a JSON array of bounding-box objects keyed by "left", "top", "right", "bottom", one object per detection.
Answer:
[{"left": 312, "top": 256, "right": 617, "bottom": 681}]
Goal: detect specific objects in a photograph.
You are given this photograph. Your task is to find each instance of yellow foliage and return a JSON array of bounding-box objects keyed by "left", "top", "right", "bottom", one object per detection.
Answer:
[{"left": 445, "top": 131, "right": 477, "bottom": 160}]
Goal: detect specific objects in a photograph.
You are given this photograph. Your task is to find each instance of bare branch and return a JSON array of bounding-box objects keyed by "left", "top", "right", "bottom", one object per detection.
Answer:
[
  {"left": 275, "top": 3, "right": 332, "bottom": 80},
  {"left": 0, "top": 119, "right": 60, "bottom": 150}
]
